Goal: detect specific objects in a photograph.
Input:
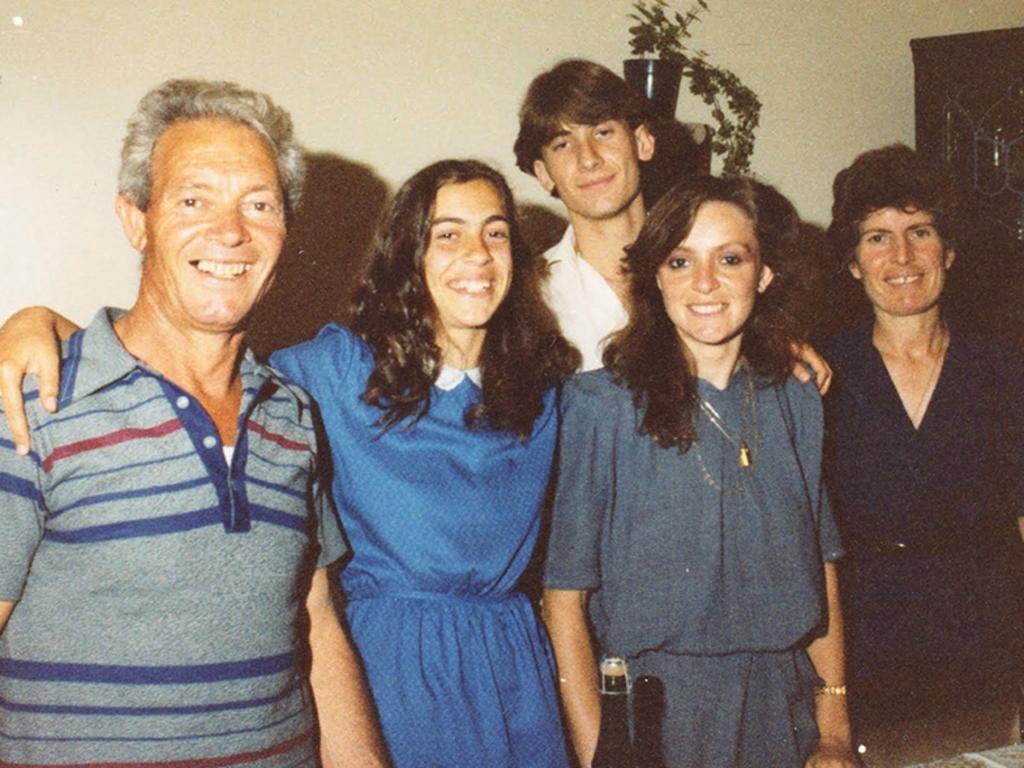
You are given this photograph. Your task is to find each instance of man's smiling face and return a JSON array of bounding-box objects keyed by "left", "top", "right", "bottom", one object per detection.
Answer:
[{"left": 120, "top": 117, "right": 286, "bottom": 335}]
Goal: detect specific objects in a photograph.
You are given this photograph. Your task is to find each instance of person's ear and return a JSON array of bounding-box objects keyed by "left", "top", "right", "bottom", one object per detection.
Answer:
[
  {"left": 532, "top": 159, "right": 557, "bottom": 195},
  {"left": 115, "top": 195, "right": 147, "bottom": 253},
  {"left": 944, "top": 247, "right": 956, "bottom": 270},
  {"left": 757, "top": 264, "right": 775, "bottom": 294},
  {"left": 634, "top": 124, "right": 655, "bottom": 162},
  {"left": 847, "top": 259, "right": 863, "bottom": 281}
]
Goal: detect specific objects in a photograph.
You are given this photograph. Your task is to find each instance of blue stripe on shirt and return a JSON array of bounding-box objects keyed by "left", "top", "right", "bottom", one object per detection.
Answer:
[
  {"left": 49, "top": 476, "right": 212, "bottom": 519},
  {"left": 57, "top": 330, "right": 85, "bottom": 410},
  {"left": 0, "top": 650, "right": 293, "bottom": 684},
  {"left": 0, "top": 439, "right": 43, "bottom": 470},
  {"left": 0, "top": 680, "right": 299, "bottom": 716},
  {"left": 245, "top": 473, "right": 307, "bottom": 501},
  {"left": 0, "top": 706, "right": 310, "bottom": 745},
  {"left": 48, "top": 448, "right": 197, "bottom": 493},
  {"left": 0, "top": 472, "right": 44, "bottom": 506},
  {"left": 250, "top": 505, "right": 307, "bottom": 533},
  {"left": 42, "top": 507, "right": 222, "bottom": 543},
  {"left": 34, "top": 390, "right": 165, "bottom": 438}
]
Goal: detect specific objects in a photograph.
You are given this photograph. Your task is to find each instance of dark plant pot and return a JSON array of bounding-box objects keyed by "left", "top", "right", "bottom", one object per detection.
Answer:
[{"left": 623, "top": 58, "right": 684, "bottom": 120}]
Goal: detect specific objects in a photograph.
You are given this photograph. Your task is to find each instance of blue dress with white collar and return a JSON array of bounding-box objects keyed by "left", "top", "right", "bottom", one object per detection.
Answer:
[{"left": 271, "top": 324, "right": 568, "bottom": 768}]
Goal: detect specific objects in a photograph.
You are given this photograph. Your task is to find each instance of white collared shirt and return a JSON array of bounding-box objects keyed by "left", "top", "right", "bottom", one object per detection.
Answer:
[
  {"left": 542, "top": 226, "right": 629, "bottom": 372},
  {"left": 434, "top": 364, "right": 482, "bottom": 391}
]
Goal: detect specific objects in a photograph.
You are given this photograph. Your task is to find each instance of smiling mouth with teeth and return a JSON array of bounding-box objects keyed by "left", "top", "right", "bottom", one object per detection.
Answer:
[
  {"left": 192, "top": 260, "right": 253, "bottom": 278},
  {"left": 885, "top": 275, "right": 922, "bottom": 285},
  {"left": 450, "top": 279, "right": 494, "bottom": 295},
  {"left": 689, "top": 303, "right": 726, "bottom": 315}
]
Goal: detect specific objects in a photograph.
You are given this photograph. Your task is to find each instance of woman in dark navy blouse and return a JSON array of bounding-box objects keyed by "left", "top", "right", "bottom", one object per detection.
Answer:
[{"left": 823, "top": 144, "right": 1024, "bottom": 762}]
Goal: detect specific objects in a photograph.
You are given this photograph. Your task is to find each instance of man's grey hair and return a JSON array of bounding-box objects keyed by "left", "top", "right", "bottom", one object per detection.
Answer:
[{"left": 118, "top": 78, "right": 306, "bottom": 214}]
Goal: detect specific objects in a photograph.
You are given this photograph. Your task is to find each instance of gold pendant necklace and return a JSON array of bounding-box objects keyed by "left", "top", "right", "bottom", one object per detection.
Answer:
[
  {"left": 697, "top": 371, "right": 757, "bottom": 469},
  {"left": 693, "top": 369, "right": 760, "bottom": 495}
]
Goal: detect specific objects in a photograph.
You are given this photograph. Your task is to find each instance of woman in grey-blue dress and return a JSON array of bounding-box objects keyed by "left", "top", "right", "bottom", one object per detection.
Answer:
[{"left": 542, "top": 176, "right": 859, "bottom": 768}]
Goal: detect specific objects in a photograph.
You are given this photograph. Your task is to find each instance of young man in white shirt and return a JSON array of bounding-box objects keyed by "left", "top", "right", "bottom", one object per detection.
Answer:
[
  {"left": 515, "top": 59, "right": 652, "bottom": 371},
  {"left": 514, "top": 59, "right": 829, "bottom": 384}
]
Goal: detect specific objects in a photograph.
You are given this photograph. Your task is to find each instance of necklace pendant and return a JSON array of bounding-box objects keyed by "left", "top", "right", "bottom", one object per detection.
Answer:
[{"left": 739, "top": 442, "right": 752, "bottom": 468}]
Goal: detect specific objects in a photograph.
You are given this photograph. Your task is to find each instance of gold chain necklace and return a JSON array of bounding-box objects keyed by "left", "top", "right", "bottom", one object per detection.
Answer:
[{"left": 692, "top": 369, "right": 759, "bottom": 495}]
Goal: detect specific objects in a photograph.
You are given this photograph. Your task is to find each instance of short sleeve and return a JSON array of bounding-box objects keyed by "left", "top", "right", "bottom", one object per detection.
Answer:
[
  {"left": 303, "top": 402, "right": 344, "bottom": 569},
  {"left": 0, "top": 399, "right": 48, "bottom": 601},
  {"left": 542, "top": 375, "right": 612, "bottom": 591},
  {"left": 272, "top": 333, "right": 351, "bottom": 569},
  {"left": 817, "top": 489, "right": 844, "bottom": 562},
  {"left": 270, "top": 324, "right": 361, "bottom": 406},
  {"left": 313, "top": 469, "right": 346, "bottom": 569}
]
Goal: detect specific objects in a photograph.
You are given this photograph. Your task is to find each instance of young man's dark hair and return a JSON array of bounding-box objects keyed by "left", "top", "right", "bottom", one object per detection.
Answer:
[
  {"left": 828, "top": 143, "right": 959, "bottom": 267},
  {"left": 513, "top": 58, "right": 651, "bottom": 175}
]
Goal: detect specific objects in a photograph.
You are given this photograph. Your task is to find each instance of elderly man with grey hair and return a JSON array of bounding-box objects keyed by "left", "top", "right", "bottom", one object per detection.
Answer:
[{"left": 0, "top": 79, "right": 388, "bottom": 767}]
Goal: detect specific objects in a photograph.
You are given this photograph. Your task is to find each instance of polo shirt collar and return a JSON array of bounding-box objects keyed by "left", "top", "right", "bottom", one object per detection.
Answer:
[{"left": 63, "top": 307, "right": 274, "bottom": 404}]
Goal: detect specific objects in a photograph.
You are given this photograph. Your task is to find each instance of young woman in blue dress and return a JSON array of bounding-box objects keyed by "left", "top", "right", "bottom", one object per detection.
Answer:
[
  {"left": 0, "top": 160, "right": 578, "bottom": 768},
  {"left": 542, "top": 176, "right": 860, "bottom": 768}
]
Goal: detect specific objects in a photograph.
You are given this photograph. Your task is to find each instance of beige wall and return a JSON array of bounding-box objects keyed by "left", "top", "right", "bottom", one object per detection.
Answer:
[{"left": 1, "top": 0, "right": 1020, "bottom": 324}]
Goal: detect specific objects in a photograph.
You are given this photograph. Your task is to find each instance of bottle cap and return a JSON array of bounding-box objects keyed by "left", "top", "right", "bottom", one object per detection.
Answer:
[{"left": 599, "top": 655, "right": 629, "bottom": 694}]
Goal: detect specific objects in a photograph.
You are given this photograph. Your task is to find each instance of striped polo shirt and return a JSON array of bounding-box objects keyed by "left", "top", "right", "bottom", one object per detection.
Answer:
[{"left": 0, "top": 308, "right": 345, "bottom": 767}]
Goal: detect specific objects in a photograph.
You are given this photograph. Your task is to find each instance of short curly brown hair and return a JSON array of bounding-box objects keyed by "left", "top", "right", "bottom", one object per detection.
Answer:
[{"left": 828, "top": 144, "right": 959, "bottom": 267}]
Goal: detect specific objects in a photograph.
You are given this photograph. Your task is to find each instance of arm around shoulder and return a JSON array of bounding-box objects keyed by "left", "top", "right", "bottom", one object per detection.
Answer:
[
  {"left": 0, "top": 306, "right": 79, "bottom": 452},
  {"left": 791, "top": 341, "right": 832, "bottom": 395}
]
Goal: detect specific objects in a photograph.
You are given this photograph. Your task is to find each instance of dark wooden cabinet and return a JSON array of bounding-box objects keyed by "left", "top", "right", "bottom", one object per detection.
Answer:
[
  {"left": 912, "top": 27, "right": 1024, "bottom": 169},
  {"left": 911, "top": 27, "right": 1024, "bottom": 343}
]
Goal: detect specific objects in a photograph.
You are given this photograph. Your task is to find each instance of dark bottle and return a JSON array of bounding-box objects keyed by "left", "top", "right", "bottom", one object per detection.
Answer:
[
  {"left": 631, "top": 675, "right": 666, "bottom": 768},
  {"left": 592, "top": 655, "right": 637, "bottom": 768}
]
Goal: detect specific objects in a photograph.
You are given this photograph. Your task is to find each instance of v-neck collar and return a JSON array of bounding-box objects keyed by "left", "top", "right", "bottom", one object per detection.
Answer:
[{"left": 865, "top": 326, "right": 956, "bottom": 437}]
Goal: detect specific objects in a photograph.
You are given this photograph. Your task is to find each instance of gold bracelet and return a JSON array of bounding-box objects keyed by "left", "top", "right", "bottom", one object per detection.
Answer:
[{"left": 816, "top": 684, "right": 847, "bottom": 696}]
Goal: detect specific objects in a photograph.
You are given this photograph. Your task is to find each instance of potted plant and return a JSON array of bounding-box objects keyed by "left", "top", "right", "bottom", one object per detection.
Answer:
[{"left": 625, "top": 0, "right": 762, "bottom": 176}]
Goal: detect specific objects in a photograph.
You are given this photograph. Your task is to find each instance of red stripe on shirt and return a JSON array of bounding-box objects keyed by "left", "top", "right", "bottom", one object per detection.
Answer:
[
  {"left": 42, "top": 418, "right": 183, "bottom": 472},
  {"left": 246, "top": 420, "right": 309, "bottom": 452},
  {"left": 0, "top": 727, "right": 313, "bottom": 768}
]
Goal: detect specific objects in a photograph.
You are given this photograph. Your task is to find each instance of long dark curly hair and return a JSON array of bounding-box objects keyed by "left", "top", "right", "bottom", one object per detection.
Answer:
[
  {"left": 604, "top": 175, "right": 812, "bottom": 450},
  {"left": 350, "top": 159, "right": 580, "bottom": 438}
]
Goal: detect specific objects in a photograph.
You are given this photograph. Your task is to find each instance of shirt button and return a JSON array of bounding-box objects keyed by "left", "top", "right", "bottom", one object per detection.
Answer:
[
  {"left": 203, "top": 435, "right": 218, "bottom": 449},
  {"left": 175, "top": 396, "right": 190, "bottom": 409}
]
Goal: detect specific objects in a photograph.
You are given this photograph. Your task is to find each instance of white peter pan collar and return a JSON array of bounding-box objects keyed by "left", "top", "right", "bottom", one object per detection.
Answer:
[{"left": 434, "top": 364, "right": 482, "bottom": 391}]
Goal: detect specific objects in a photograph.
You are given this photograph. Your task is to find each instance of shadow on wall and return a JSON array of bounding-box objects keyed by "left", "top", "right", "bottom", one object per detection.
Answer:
[
  {"left": 518, "top": 203, "right": 567, "bottom": 258},
  {"left": 248, "top": 152, "right": 389, "bottom": 358},
  {"left": 805, "top": 222, "right": 873, "bottom": 343},
  {"left": 249, "top": 161, "right": 573, "bottom": 360},
  {"left": 641, "top": 118, "right": 709, "bottom": 209}
]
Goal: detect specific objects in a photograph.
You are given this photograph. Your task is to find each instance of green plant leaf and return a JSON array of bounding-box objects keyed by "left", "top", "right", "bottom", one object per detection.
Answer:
[{"left": 625, "top": 0, "right": 760, "bottom": 174}]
